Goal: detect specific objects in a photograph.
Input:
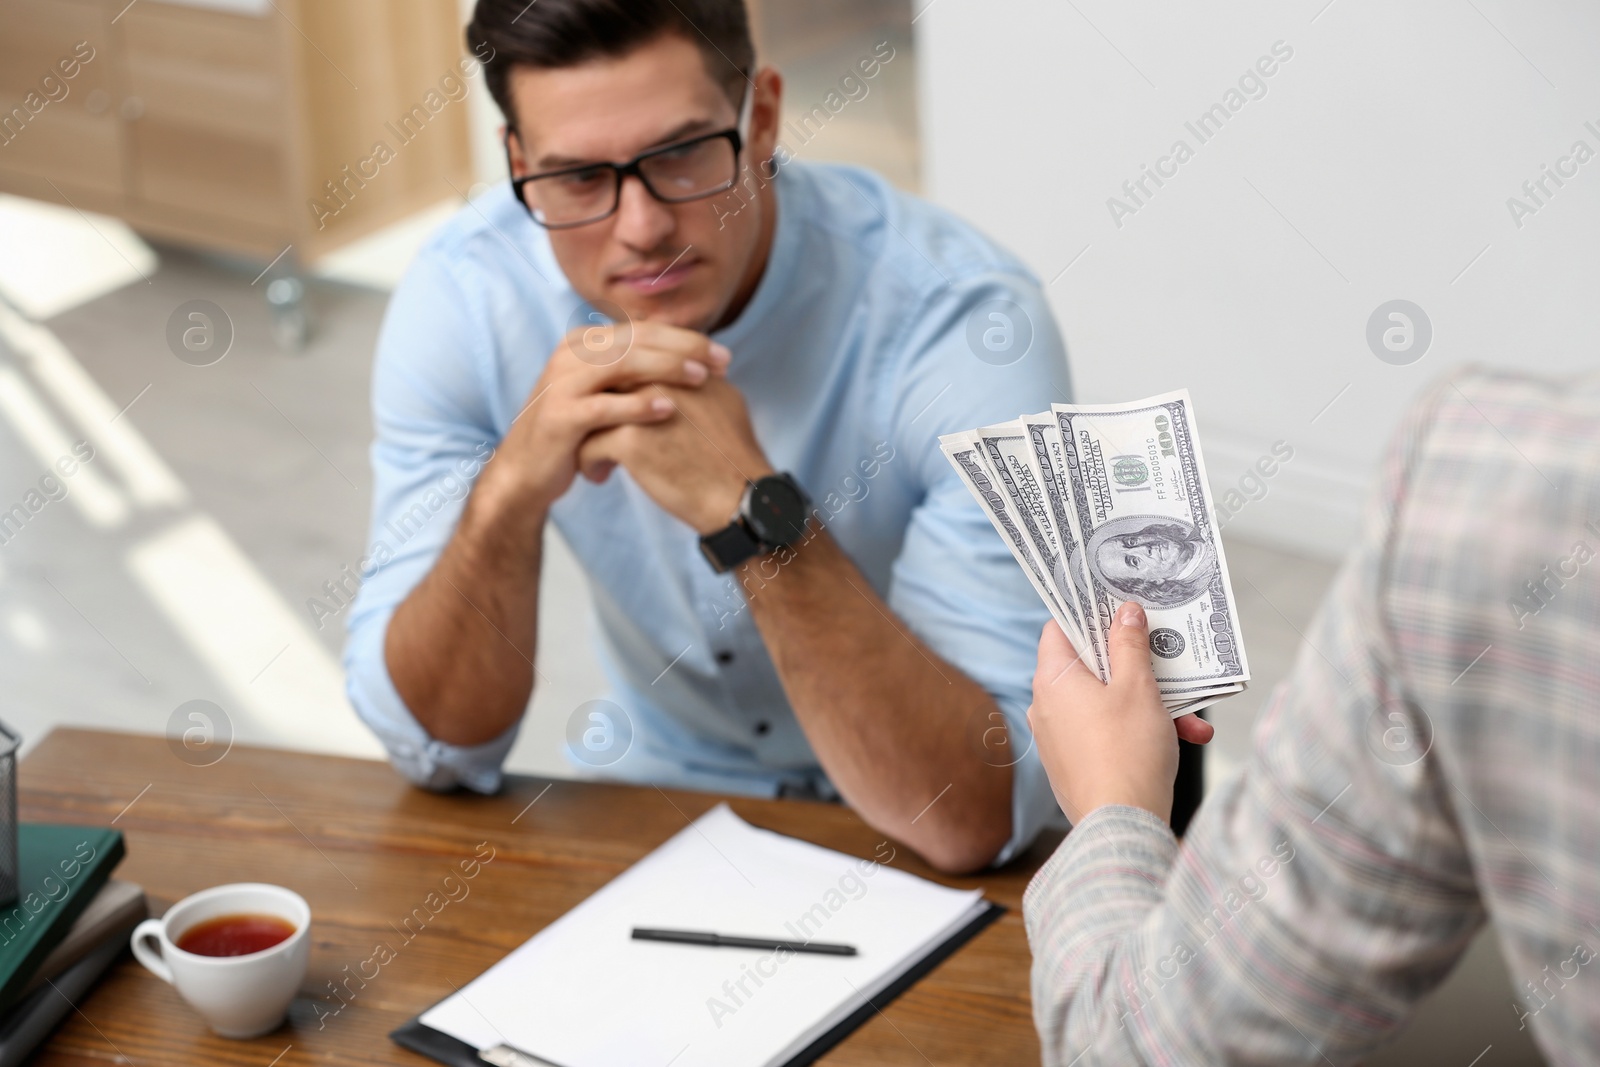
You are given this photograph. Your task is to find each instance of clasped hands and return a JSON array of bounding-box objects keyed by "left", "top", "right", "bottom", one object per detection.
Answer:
[{"left": 489, "top": 320, "right": 774, "bottom": 536}]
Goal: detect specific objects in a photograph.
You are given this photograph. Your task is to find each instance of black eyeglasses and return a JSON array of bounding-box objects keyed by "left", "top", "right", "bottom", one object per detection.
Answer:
[{"left": 507, "top": 125, "right": 746, "bottom": 230}]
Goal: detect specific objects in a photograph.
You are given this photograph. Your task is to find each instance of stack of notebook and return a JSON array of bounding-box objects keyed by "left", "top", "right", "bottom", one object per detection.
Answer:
[{"left": 0, "top": 825, "right": 140, "bottom": 1067}]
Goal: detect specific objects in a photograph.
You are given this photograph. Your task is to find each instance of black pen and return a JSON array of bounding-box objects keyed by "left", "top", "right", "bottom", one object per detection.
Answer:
[{"left": 632, "top": 927, "right": 857, "bottom": 956}]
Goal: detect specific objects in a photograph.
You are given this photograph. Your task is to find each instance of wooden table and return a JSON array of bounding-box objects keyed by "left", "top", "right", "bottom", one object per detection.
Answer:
[{"left": 22, "top": 728, "right": 1056, "bottom": 1066}]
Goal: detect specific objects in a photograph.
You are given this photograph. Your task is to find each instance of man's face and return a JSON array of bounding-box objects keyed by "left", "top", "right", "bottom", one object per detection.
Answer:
[{"left": 505, "top": 35, "right": 780, "bottom": 332}]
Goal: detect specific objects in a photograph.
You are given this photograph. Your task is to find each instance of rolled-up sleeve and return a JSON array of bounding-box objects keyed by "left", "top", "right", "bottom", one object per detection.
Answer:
[
  {"left": 885, "top": 271, "right": 1073, "bottom": 867},
  {"left": 343, "top": 250, "right": 520, "bottom": 793}
]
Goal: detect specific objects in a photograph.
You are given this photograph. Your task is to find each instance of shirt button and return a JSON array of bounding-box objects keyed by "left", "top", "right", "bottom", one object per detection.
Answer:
[
  {"left": 753, "top": 721, "right": 770, "bottom": 736},
  {"left": 716, "top": 650, "right": 735, "bottom": 665}
]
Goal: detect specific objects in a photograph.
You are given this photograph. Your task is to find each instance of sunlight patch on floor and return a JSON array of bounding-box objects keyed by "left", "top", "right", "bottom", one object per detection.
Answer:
[{"left": 0, "top": 195, "right": 156, "bottom": 320}]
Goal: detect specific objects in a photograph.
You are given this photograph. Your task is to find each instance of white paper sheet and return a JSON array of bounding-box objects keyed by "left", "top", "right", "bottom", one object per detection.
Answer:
[{"left": 420, "top": 805, "right": 987, "bottom": 1067}]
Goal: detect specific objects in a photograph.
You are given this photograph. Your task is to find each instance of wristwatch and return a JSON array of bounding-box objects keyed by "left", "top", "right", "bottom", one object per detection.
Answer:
[{"left": 699, "top": 473, "right": 812, "bottom": 573}]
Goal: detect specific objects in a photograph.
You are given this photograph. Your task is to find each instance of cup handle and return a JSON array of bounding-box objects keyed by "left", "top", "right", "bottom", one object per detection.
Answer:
[{"left": 130, "top": 918, "right": 174, "bottom": 984}]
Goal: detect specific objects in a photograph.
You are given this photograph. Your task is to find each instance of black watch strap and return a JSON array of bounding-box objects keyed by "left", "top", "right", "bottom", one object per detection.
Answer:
[{"left": 699, "top": 518, "right": 764, "bottom": 573}]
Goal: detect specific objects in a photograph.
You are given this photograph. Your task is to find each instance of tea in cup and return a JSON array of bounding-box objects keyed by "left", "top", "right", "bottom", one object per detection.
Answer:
[{"left": 130, "top": 883, "right": 310, "bottom": 1038}]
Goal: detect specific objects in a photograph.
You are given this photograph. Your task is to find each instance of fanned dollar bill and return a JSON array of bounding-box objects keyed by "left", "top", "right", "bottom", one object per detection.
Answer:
[
  {"left": 1016, "top": 413, "right": 1106, "bottom": 679},
  {"left": 973, "top": 423, "right": 1091, "bottom": 651},
  {"left": 940, "top": 433, "right": 1086, "bottom": 650},
  {"left": 942, "top": 389, "right": 1249, "bottom": 717}
]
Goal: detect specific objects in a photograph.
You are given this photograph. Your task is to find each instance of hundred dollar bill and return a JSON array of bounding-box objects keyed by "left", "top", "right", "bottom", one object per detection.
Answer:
[
  {"left": 1052, "top": 389, "right": 1250, "bottom": 694},
  {"left": 938, "top": 433, "right": 1085, "bottom": 648},
  {"left": 973, "top": 422, "right": 1093, "bottom": 656},
  {"left": 1015, "top": 413, "right": 1107, "bottom": 679}
]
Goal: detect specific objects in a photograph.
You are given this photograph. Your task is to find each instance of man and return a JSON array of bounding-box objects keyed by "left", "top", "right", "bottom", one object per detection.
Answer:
[
  {"left": 1024, "top": 369, "right": 1600, "bottom": 1063},
  {"left": 344, "top": 0, "right": 1073, "bottom": 872}
]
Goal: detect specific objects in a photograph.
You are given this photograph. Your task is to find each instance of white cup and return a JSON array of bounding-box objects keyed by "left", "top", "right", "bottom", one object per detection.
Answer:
[{"left": 130, "top": 883, "right": 310, "bottom": 1038}]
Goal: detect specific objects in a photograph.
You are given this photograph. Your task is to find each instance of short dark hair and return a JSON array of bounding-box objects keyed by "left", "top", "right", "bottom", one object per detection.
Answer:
[{"left": 467, "top": 0, "right": 754, "bottom": 129}]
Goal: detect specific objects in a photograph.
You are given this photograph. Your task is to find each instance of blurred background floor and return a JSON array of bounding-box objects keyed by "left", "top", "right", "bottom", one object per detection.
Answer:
[{"left": 0, "top": 0, "right": 1543, "bottom": 1062}]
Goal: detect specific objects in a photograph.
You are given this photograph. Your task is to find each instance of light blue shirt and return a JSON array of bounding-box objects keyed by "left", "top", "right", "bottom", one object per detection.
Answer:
[{"left": 345, "top": 162, "right": 1073, "bottom": 865}]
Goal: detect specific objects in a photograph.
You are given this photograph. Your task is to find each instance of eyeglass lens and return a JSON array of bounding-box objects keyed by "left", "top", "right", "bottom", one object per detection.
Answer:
[{"left": 521, "top": 135, "right": 738, "bottom": 227}]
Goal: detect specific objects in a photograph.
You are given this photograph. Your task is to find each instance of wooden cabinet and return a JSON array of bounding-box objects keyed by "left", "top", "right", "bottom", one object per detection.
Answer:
[
  {"left": 0, "top": 0, "right": 473, "bottom": 262},
  {"left": 0, "top": 0, "right": 123, "bottom": 200}
]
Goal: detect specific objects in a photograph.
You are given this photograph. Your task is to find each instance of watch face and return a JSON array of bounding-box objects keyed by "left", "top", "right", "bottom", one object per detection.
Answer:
[{"left": 745, "top": 476, "right": 809, "bottom": 547}]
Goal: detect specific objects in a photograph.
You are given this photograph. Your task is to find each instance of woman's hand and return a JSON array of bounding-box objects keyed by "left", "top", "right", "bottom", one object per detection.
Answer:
[{"left": 1027, "top": 602, "right": 1214, "bottom": 825}]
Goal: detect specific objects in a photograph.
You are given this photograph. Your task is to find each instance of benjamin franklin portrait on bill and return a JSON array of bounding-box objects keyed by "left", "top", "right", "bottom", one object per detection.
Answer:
[{"left": 1083, "top": 514, "right": 1217, "bottom": 609}]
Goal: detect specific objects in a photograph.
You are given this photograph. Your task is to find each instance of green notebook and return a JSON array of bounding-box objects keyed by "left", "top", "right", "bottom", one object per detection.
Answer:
[{"left": 0, "top": 825, "right": 125, "bottom": 1013}]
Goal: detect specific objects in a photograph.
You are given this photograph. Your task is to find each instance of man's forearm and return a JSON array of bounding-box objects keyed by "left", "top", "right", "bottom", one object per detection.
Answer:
[
  {"left": 384, "top": 472, "right": 546, "bottom": 747},
  {"left": 739, "top": 526, "right": 1014, "bottom": 873}
]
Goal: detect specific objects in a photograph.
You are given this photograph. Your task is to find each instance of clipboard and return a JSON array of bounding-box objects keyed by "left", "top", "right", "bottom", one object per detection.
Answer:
[
  {"left": 391, "top": 899, "right": 1002, "bottom": 1067},
  {"left": 387, "top": 805, "right": 1008, "bottom": 1067}
]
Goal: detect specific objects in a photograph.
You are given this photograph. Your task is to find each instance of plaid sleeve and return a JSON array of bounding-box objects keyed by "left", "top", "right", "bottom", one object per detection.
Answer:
[{"left": 1023, "top": 375, "right": 1487, "bottom": 1066}]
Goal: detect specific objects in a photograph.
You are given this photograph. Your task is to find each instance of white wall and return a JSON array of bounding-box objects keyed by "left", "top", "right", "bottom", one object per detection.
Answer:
[{"left": 918, "top": 0, "right": 1600, "bottom": 559}]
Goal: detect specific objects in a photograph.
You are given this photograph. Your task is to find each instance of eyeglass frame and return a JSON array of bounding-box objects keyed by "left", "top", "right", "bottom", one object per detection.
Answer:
[{"left": 504, "top": 81, "right": 754, "bottom": 230}]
